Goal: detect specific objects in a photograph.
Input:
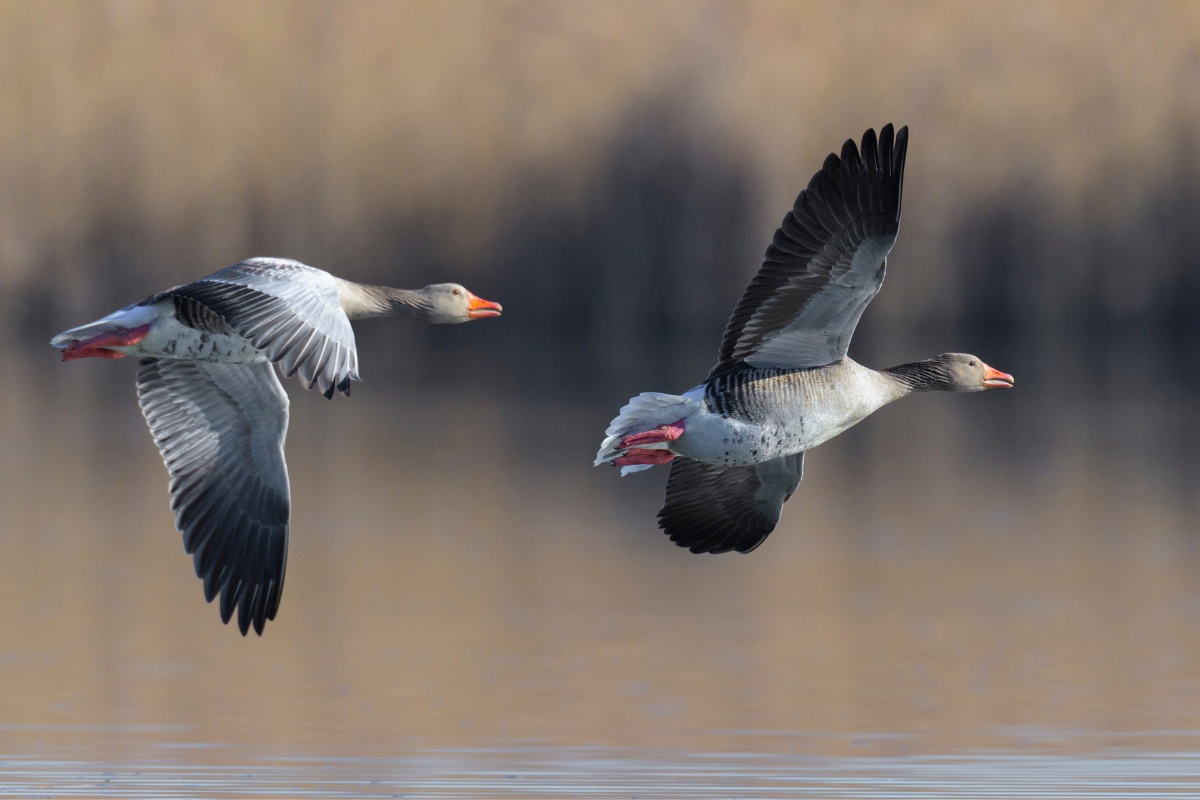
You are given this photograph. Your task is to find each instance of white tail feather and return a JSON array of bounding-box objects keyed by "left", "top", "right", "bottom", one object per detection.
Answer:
[
  {"left": 50, "top": 304, "right": 159, "bottom": 349},
  {"left": 594, "top": 390, "right": 701, "bottom": 471}
]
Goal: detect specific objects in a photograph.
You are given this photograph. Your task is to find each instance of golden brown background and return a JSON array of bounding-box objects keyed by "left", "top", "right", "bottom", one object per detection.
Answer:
[{"left": 2, "top": 1, "right": 1200, "bottom": 794}]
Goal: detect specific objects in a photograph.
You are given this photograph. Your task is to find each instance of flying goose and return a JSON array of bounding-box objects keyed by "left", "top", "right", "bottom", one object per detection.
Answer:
[
  {"left": 595, "top": 125, "right": 1013, "bottom": 554},
  {"left": 51, "top": 257, "right": 502, "bottom": 635}
]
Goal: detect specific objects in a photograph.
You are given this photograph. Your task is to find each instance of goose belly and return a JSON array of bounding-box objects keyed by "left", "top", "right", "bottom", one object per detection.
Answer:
[
  {"left": 670, "top": 412, "right": 795, "bottom": 466},
  {"left": 137, "top": 317, "right": 265, "bottom": 363},
  {"left": 672, "top": 366, "right": 891, "bottom": 467},
  {"left": 673, "top": 409, "right": 845, "bottom": 467}
]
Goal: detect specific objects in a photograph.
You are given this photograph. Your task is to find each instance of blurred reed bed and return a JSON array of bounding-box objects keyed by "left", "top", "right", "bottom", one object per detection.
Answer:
[
  {"left": 2, "top": 1, "right": 1198, "bottom": 364},
  {"left": 4, "top": 1, "right": 1200, "bottom": 489}
]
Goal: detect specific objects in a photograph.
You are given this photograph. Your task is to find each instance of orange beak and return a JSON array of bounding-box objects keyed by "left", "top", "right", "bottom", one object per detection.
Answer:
[
  {"left": 466, "top": 292, "right": 502, "bottom": 319},
  {"left": 982, "top": 364, "right": 1015, "bottom": 389}
]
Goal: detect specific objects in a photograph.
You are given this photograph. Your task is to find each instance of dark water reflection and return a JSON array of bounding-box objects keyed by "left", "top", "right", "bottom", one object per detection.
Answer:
[{"left": 3, "top": 350, "right": 1200, "bottom": 796}]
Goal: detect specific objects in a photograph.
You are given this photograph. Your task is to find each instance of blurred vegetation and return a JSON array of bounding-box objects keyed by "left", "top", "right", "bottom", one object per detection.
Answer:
[
  {"left": 6, "top": 2, "right": 1200, "bottom": 755},
  {"left": 3, "top": 0, "right": 1199, "bottom": 398}
]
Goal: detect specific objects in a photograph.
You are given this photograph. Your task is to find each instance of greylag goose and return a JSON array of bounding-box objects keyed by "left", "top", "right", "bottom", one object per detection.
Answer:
[
  {"left": 51, "top": 257, "right": 501, "bottom": 635},
  {"left": 595, "top": 125, "right": 1013, "bottom": 554}
]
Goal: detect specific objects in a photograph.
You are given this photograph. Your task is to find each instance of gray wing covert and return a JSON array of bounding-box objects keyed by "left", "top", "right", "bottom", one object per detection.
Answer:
[
  {"left": 136, "top": 358, "right": 290, "bottom": 636},
  {"left": 656, "top": 453, "right": 805, "bottom": 554},
  {"left": 169, "top": 258, "right": 360, "bottom": 398}
]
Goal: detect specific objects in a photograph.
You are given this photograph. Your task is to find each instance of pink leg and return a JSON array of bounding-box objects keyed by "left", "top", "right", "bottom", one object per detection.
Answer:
[
  {"left": 614, "top": 449, "right": 676, "bottom": 468},
  {"left": 619, "top": 418, "right": 686, "bottom": 449},
  {"left": 62, "top": 324, "right": 153, "bottom": 361}
]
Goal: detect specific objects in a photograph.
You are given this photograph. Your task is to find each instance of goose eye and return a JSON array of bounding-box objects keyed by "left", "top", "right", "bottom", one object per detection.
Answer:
[
  {"left": 969, "top": 360, "right": 977, "bottom": 367},
  {"left": 452, "top": 289, "right": 460, "bottom": 296}
]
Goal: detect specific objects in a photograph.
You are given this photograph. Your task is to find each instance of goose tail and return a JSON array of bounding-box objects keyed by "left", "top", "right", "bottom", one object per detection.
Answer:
[{"left": 594, "top": 390, "right": 701, "bottom": 475}]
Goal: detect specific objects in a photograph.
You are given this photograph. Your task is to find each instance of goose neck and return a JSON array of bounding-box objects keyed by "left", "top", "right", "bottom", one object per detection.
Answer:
[
  {"left": 882, "top": 359, "right": 951, "bottom": 393},
  {"left": 338, "top": 280, "right": 431, "bottom": 321}
]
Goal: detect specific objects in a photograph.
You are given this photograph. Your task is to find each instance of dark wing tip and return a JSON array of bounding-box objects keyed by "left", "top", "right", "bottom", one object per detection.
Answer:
[
  {"left": 658, "top": 508, "right": 774, "bottom": 555},
  {"left": 657, "top": 454, "right": 805, "bottom": 554},
  {"left": 860, "top": 127, "right": 880, "bottom": 173},
  {"left": 895, "top": 128, "right": 909, "bottom": 170},
  {"left": 734, "top": 535, "right": 770, "bottom": 554},
  {"left": 879, "top": 125, "right": 896, "bottom": 174},
  {"left": 841, "top": 137, "right": 864, "bottom": 171},
  {"left": 242, "top": 596, "right": 267, "bottom": 637},
  {"left": 821, "top": 151, "right": 841, "bottom": 176},
  {"left": 892, "top": 125, "right": 909, "bottom": 218},
  {"left": 219, "top": 583, "right": 238, "bottom": 628},
  {"left": 238, "top": 606, "right": 254, "bottom": 636},
  {"left": 214, "top": 583, "right": 275, "bottom": 636},
  {"left": 656, "top": 459, "right": 780, "bottom": 555},
  {"left": 858, "top": 123, "right": 908, "bottom": 220}
]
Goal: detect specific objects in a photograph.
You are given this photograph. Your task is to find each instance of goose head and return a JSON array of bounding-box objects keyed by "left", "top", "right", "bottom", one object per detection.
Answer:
[
  {"left": 931, "top": 353, "right": 1014, "bottom": 392},
  {"left": 419, "top": 283, "right": 503, "bottom": 324}
]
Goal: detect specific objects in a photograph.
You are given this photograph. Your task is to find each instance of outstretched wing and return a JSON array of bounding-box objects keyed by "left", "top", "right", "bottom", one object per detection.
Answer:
[
  {"left": 162, "top": 258, "right": 359, "bottom": 398},
  {"left": 136, "top": 358, "right": 290, "bottom": 636},
  {"left": 657, "top": 453, "right": 805, "bottom": 554},
  {"left": 709, "top": 125, "right": 908, "bottom": 378}
]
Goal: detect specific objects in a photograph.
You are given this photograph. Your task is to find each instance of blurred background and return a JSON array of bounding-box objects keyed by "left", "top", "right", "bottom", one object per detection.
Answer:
[{"left": 3, "top": 0, "right": 1200, "bottom": 793}]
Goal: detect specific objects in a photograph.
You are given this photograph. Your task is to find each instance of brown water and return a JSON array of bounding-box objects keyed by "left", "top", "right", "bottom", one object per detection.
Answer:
[{"left": 3, "top": 351, "right": 1200, "bottom": 797}]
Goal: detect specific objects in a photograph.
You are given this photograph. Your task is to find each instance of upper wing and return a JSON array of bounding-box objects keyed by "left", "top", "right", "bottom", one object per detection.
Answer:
[
  {"left": 709, "top": 125, "right": 908, "bottom": 378},
  {"left": 136, "top": 358, "right": 290, "bottom": 636},
  {"left": 656, "top": 453, "right": 805, "bottom": 554},
  {"left": 165, "top": 258, "right": 360, "bottom": 398}
]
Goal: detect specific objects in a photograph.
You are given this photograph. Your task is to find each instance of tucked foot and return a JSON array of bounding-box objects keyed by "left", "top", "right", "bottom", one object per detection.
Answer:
[
  {"left": 614, "top": 449, "right": 677, "bottom": 468},
  {"left": 619, "top": 419, "right": 686, "bottom": 449},
  {"left": 61, "top": 323, "right": 153, "bottom": 361}
]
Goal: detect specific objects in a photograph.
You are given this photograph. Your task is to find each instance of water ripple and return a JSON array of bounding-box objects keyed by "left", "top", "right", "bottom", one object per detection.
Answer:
[{"left": 3, "top": 748, "right": 1200, "bottom": 799}]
